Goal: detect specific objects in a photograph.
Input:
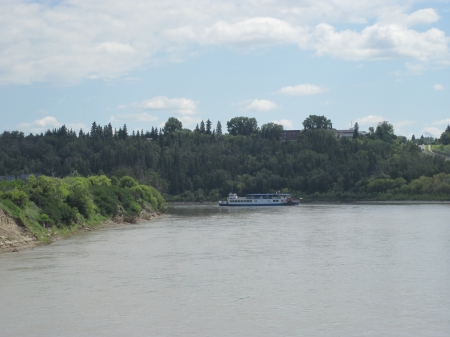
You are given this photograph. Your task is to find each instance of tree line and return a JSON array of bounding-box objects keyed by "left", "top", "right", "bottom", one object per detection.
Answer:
[{"left": 1, "top": 116, "right": 449, "bottom": 201}]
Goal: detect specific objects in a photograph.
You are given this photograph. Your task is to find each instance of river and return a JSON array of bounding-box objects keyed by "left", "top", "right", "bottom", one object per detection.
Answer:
[{"left": 1, "top": 204, "right": 449, "bottom": 336}]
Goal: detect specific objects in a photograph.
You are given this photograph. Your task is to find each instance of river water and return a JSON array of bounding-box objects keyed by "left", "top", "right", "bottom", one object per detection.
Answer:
[{"left": 1, "top": 204, "right": 449, "bottom": 336}]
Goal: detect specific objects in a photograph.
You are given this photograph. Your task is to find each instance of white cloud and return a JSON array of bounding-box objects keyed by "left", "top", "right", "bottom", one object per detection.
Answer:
[
  {"left": 392, "top": 120, "right": 416, "bottom": 136},
  {"left": 354, "top": 115, "right": 385, "bottom": 126},
  {"left": 311, "top": 22, "right": 449, "bottom": 62},
  {"left": 0, "top": 1, "right": 449, "bottom": 85},
  {"left": 120, "top": 96, "right": 198, "bottom": 115},
  {"left": 240, "top": 99, "right": 278, "bottom": 111},
  {"left": 379, "top": 8, "right": 440, "bottom": 27},
  {"left": 110, "top": 112, "right": 159, "bottom": 124},
  {"left": 178, "top": 116, "right": 202, "bottom": 128},
  {"left": 200, "top": 17, "right": 307, "bottom": 49},
  {"left": 433, "top": 84, "right": 445, "bottom": 91},
  {"left": 420, "top": 126, "right": 443, "bottom": 138},
  {"left": 279, "top": 84, "right": 327, "bottom": 96},
  {"left": 433, "top": 118, "right": 450, "bottom": 126},
  {"left": 272, "top": 119, "right": 293, "bottom": 129},
  {"left": 16, "top": 116, "right": 87, "bottom": 134}
]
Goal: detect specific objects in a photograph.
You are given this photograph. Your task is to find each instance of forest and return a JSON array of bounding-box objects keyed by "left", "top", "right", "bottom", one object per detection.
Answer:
[{"left": 1, "top": 116, "right": 450, "bottom": 201}]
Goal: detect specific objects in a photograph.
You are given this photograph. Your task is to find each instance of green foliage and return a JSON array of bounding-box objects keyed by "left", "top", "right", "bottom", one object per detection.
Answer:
[
  {"left": 374, "top": 121, "right": 395, "bottom": 142},
  {"left": 302, "top": 115, "right": 332, "bottom": 130},
  {"left": 0, "top": 198, "right": 23, "bottom": 219},
  {"left": 163, "top": 117, "right": 183, "bottom": 135},
  {"left": 0, "top": 174, "right": 165, "bottom": 239},
  {"left": 261, "top": 123, "right": 284, "bottom": 140},
  {"left": 440, "top": 126, "right": 450, "bottom": 145},
  {"left": 226, "top": 117, "right": 258, "bottom": 136},
  {"left": 120, "top": 176, "right": 138, "bottom": 188},
  {"left": 1, "top": 117, "right": 449, "bottom": 203},
  {"left": 0, "top": 189, "right": 28, "bottom": 207}
]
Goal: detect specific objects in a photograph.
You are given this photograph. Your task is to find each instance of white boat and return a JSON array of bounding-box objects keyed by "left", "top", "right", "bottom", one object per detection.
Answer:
[{"left": 219, "top": 192, "right": 300, "bottom": 206}]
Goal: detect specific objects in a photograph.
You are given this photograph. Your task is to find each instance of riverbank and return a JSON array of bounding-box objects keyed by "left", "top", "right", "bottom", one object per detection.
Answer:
[
  {"left": 0, "top": 209, "right": 164, "bottom": 254},
  {"left": 168, "top": 200, "right": 450, "bottom": 205}
]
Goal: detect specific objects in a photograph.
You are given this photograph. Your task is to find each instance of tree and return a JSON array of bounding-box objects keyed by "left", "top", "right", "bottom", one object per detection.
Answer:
[
  {"left": 206, "top": 119, "right": 212, "bottom": 134},
  {"left": 91, "top": 122, "right": 97, "bottom": 137},
  {"left": 163, "top": 117, "right": 183, "bottom": 135},
  {"left": 302, "top": 115, "right": 332, "bottom": 130},
  {"left": 411, "top": 134, "right": 415, "bottom": 141},
  {"left": 200, "top": 120, "right": 206, "bottom": 133},
  {"left": 226, "top": 117, "right": 258, "bottom": 136},
  {"left": 418, "top": 135, "right": 424, "bottom": 145},
  {"left": 352, "top": 122, "right": 359, "bottom": 139},
  {"left": 375, "top": 121, "right": 394, "bottom": 141},
  {"left": 122, "top": 124, "right": 128, "bottom": 139},
  {"left": 260, "top": 122, "right": 284, "bottom": 140},
  {"left": 440, "top": 126, "right": 450, "bottom": 145},
  {"left": 216, "top": 121, "right": 222, "bottom": 136}
]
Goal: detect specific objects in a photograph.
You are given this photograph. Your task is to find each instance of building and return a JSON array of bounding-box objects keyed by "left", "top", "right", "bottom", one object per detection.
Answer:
[
  {"left": 281, "top": 130, "right": 301, "bottom": 141},
  {"left": 333, "top": 129, "right": 354, "bottom": 138}
]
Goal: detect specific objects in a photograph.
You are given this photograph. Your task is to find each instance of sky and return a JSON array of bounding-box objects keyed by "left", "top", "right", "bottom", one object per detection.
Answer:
[{"left": 1, "top": 0, "right": 450, "bottom": 138}]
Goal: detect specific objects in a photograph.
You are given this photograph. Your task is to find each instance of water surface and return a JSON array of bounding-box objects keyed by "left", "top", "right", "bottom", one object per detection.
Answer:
[{"left": 1, "top": 204, "right": 449, "bottom": 336}]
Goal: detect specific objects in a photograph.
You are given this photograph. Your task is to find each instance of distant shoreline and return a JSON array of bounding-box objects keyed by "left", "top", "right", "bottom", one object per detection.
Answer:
[{"left": 168, "top": 200, "right": 450, "bottom": 205}]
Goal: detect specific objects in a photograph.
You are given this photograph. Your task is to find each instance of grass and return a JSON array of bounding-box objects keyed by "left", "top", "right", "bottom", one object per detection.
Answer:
[
  {"left": 424, "top": 145, "right": 433, "bottom": 154},
  {"left": 431, "top": 144, "right": 450, "bottom": 156}
]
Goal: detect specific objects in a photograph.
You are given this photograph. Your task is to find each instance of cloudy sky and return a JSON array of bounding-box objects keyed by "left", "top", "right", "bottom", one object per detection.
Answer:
[{"left": 1, "top": 0, "right": 449, "bottom": 138}]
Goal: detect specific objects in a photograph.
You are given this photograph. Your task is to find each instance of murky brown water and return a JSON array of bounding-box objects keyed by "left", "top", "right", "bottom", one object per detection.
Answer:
[{"left": 1, "top": 204, "right": 449, "bottom": 336}]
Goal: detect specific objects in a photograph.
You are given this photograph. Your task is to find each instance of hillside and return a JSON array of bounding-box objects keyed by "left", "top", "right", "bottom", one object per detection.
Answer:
[{"left": 1, "top": 117, "right": 450, "bottom": 201}]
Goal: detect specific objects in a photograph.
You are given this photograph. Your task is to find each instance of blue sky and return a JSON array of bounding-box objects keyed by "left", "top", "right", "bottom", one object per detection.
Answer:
[{"left": 1, "top": 0, "right": 449, "bottom": 138}]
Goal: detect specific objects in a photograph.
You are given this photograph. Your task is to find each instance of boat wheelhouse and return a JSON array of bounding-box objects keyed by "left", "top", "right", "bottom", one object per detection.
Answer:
[{"left": 219, "top": 192, "right": 299, "bottom": 206}]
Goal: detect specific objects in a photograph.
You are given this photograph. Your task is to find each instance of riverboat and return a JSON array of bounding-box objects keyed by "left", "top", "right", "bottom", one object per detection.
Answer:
[{"left": 219, "top": 192, "right": 300, "bottom": 206}]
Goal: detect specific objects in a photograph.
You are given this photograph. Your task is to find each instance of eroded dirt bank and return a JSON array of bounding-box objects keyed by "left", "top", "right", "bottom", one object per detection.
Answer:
[
  {"left": 0, "top": 209, "right": 163, "bottom": 254},
  {"left": 0, "top": 210, "right": 38, "bottom": 253}
]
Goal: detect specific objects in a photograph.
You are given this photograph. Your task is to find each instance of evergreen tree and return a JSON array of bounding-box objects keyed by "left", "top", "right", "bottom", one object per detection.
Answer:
[
  {"left": 206, "top": 119, "right": 212, "bottom": 134},
  {"left": 352, "top": 122, "right": 359, "bottom": 139},
  {"left": 122, "top": 124, "right": 128, "bottom": 140},
  {"left": 216, "top": 121, "right": 222, "bottom": 136},
  {"left": 200, "top": 120, "right": 206, "bottom": 133},
  {"left": 91, "top": 122, "right": 97, "bottom": 137}
]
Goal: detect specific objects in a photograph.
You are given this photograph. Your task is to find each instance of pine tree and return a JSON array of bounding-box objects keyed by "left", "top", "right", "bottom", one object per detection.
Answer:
[
  {"left": 352, "top": 122, "right": 359, "bottom": 139},
  {"left": 91, "top": 122, "right": 97, "bottom": 137},
  {"left": 122, "top": 124, "right": 128, "bottom": 139},
  {"left": 200, "top": 120, "right": 206, "bottom": 133},
  {"left": 216, "top": 121, "right": 222, "bottom": 136},
  {"left": 194, "top": 124, "right": 200, "bottom": 133},
  {"left": 206, "top": 119, "right": 212, "bottom": 134}
]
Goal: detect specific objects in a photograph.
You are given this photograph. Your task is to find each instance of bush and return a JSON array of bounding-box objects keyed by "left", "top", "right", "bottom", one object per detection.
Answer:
[{"left": 0, "top": 189, "right": 28, "bottom": 208}]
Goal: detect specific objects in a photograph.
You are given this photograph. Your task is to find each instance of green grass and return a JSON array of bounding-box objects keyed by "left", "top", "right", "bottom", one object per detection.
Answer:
[
  {"left": 424, "top": 145, "right": 433, "bottom": 154},
  {"left": 432, "top": 144, "right": 450, "bottom": 156}
]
